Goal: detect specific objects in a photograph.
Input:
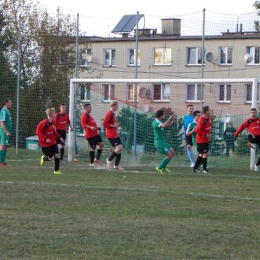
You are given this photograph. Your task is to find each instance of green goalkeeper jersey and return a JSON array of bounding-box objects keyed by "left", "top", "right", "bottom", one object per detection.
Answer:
[
  {"left": 0, "top": 107, "right": 12, "bottom": 134},
  {"left": 186, "top": 120, "right": 197, "bottom": 147}
]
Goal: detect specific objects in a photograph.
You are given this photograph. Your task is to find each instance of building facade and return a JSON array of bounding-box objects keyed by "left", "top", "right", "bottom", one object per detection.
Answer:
[{"left": 75, "top": 19, "right": 260, "bottom": 130}]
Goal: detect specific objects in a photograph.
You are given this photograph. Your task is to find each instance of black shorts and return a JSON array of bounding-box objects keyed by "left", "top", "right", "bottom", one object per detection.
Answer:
[
  {"left": 87, "top": 135, "right": 103, "bottom": 149},
  {"left": 248, "top": 134, "right": 260, "bottom": 148},
  {"left": 197, "top": 143, "right": 209, "bottom": 154},
  {"left": 185, "top": 135, "right": 193, "bottom": 146},
  {"left": 108, "top": 137, "right": 122, "bottom": 147},
  {"left": 42, "top": 145, "right": 59, "bottom": 158},
  {"left": 57, "top": 129, "right": 66, "bottom": 140}
]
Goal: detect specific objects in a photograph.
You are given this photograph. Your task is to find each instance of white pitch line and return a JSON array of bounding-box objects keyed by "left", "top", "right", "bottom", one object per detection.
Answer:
[
  {"left": 12, "top": 163, "right": 260, "bottom": 179},
  {"left": 0, "top": 181, "right": 259, "bottom": 202},
  {"left": 8, "top": 160, "right": 260, "bottom": 179}
]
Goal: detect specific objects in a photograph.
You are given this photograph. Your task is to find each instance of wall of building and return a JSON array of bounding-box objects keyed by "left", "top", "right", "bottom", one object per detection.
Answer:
[{"left": 77, "top": 36, "right": 260, "bottom": 126}]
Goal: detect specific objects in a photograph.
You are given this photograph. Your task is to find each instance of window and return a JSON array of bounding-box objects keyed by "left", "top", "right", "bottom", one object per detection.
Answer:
[
  {"left": 186, "top": 84, "right": 203, "bottom": 101},
  {"left": 128, "top": 49, "right": 140, "bottom": 66},
  {"left": 103, "top": 49, "right": 116, "bottom": 66},
  {"left": 246, "top": 84, "right": 252, "bottom": 102},
  {"left": 219, "top": 47, "right": 232, "bottom": 65},
  {"left": 246, "top": 46, "right": 259, "bottom": 65},
  {"left": 103, "top": 84, "right": 115, "bottom": 102},
  {"left": 80, "top": 84, "right": 91, "bottom": 101},
  {"left": 153, "top": 48, "right": 171, "bottom": 65},
  {"left": 245, "top": 84, "right": 259, "bottom": 102},
  {"left": 219, "top": 84, "right": 231, "bottom": 102},
  {"left": 127, "top": 84, "right": 140, "bottom": 101},
  {"left": 186, "top": 47, "right": 202, "bottom": 65},
  {"left": 153, "top": 84, "right": 170, "bottom": 101},
  {"left": 79, "top": 49, "right": 92, "bottom": 67}
]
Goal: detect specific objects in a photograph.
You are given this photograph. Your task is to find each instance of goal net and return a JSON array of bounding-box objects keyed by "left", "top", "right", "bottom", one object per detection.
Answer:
[{"left": 68, "top": 78, "right": 258, "bottom": 171}]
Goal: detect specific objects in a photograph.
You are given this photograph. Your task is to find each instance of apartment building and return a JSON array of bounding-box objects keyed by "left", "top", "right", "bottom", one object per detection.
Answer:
[{"left": 75, "top": 18, "right": 260, "bottom": 126}]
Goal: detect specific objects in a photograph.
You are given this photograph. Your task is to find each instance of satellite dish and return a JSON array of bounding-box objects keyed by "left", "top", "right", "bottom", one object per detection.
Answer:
[
  {"left": 244, "top": 53, "right": 253, "bottom": 63},
  {"left": 206, "top": 52, "right": 213, "bottom": 62},
  {"left": 143, "top": 104, "right": 149, "bottom": 112},
  {"left": 220, "top": 114, "right": 231, "bottom": 123},
  {"left": 139, "top": 87, "right": 146, "bottom": 98},
  {"left": 146, "top": 89, "right": 152, "bottom": 99}
]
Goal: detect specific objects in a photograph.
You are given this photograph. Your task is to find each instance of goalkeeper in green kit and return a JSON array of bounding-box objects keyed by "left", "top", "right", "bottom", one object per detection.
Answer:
[
  {"left": 186, "top": 110, "right": 201, "bottom": 171},
  {"left": 0, "top": 98, "right": 12, "bottom": 166},
  {"left": 186, "top": 110, "right": 201, "bottom": 148},
  {"left": 152, "top": 109, "right": 176, "bottom": 174}
]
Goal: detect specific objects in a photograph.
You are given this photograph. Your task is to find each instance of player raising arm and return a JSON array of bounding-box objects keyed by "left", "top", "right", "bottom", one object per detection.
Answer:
[
  {"left": 234, "top": 108, "right": 260, "bottom": 171},
  {"left": 152, "top": 110, "right": 177, "bottom": 174}
]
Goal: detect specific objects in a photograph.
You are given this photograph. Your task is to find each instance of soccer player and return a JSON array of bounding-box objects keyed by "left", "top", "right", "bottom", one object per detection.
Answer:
[
  {"left": 81, "top": 103, "right": 104, "bottom": 166},
  {"left": 234, "top": 108, "right": 260, "bottom": 171},
  {"left": 102, "top": 101, "right": 124, "bottom": 170},
  {"left": 36, "top": 108, "right": 64, "bottom": 174},
  {"left": 193, "top": 106, "right": 212, "bottom": 173},
  {"left": 152, "top": 109, "right": 176, "bottom": 174},
  {"left": 178, "top": 104, "right": 195, "bottom": 167},
  {"left": 0, "top": 98, "right": 12, "bottom": 166},
  {"left": 54, "top": 104, "right": 73, "bottom": 161},
  {"left": 186, "top": 110, "right": 201, "bottom": 149}
]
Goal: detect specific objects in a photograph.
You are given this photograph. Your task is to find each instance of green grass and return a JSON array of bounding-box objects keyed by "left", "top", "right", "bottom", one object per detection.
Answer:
[{"left": 1, "top": 148, "right": 260, "bottom": 259}]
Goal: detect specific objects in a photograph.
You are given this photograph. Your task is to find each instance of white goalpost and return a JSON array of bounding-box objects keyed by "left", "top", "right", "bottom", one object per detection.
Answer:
[{"left": 68, "top": 78, "right": 258, "bottom": 170}]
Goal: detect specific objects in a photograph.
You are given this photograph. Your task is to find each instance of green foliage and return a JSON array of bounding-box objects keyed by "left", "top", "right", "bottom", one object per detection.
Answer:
[
  {"left": 254, "top": 1, "right": 260, "bottom": 31},
  {"left": 117, "top": 107, "right": 183, "bottom": 154},
  {"left": 0, "top": 0, "right": 79, "bottom": 147},
  {"left": 236, "top": 134, "right": 251, "bottom": 156},
  {"left": 209, "top": 116, "right": 224, "bottom": 156},
  {"left": 117, "top": 106, "right": 155, "bottom": 153},
  {"left": 0, "top": 9, "right": 17, "bottom": 100}
]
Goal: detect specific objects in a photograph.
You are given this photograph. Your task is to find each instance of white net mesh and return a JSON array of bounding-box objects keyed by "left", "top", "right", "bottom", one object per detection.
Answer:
[{"left": 68, "top": 78, "right": 258, "bottom": 170}]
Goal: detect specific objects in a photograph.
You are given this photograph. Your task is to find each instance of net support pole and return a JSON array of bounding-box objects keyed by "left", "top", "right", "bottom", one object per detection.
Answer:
[
  {"left": 16, "top": 17, "right": 21, "bottom": 154},
  {"left": 68, "top": 80, "right": 75, "bottom": 162},
  {"left": 250, "top": 78, "right": 258, "bottom": 170},
  {"left": 200, "top": 9, "right": 205, "bottom": 109},
  {"left": 73, "top": 13, "right": 80, "bottom": 155},
  {"left": 133, "top": 11, "right": 139, "bottom": 156}
]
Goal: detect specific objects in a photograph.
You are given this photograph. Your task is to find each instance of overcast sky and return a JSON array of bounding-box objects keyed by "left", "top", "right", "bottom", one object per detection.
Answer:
[{"left": 37, "top": 0, "right": 257, "bottom": 36}]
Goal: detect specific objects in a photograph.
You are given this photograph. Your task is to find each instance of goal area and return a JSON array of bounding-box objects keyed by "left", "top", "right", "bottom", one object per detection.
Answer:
[{"left": 68, "top": 78, "right": 258, "bottom": 171}]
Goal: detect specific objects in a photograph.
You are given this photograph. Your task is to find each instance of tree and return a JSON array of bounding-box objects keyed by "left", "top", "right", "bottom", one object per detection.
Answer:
[
  {"left": 117, "top": 107, "right": 156, "bottom": 153},
  {"left": 0, "top": 9, "right": 17, "bottom": 99},
  {"left": 1, "top": 0, "right": 79, "bottom": 146},
  {"left": 117, "top": 106, "right": 183, "bottom": 154},
  {"left": 253, "top": 1, "right": 260, "bottom": 31}
]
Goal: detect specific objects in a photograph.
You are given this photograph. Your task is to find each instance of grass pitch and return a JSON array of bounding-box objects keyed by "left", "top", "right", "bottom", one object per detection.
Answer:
[{"left": 0, "top": 149, "right": 260, "bottom": 259}]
